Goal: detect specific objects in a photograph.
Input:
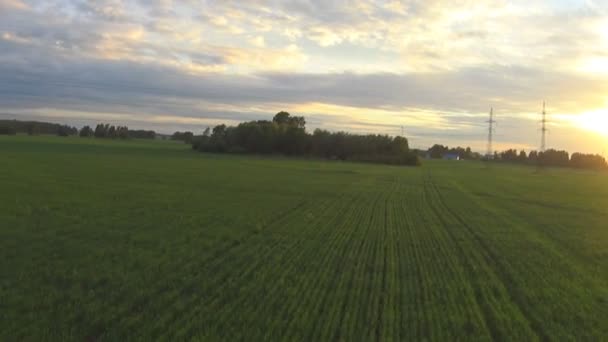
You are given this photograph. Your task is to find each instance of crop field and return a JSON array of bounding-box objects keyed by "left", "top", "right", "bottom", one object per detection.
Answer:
[{"left": 1, "top": 135, "right": 607, "bottom": 340}]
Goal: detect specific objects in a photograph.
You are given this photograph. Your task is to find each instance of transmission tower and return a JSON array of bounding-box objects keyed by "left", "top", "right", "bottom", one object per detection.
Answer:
[
  {"left": 486, "top": 107, "right": 496, "bottom": 159},
  {"left": 541, "top": 101, "right": 548, "bottom": 152}
]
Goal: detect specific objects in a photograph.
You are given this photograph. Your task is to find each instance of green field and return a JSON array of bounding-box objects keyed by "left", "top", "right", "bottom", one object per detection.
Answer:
[{"left": 1, "top": 135, "right": 607, "bottom": 340}]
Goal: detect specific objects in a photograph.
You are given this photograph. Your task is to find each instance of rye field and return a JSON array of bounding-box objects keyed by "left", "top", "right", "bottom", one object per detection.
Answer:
[{"left": 1, "top": 135, "right": 607, "bottom": 340}]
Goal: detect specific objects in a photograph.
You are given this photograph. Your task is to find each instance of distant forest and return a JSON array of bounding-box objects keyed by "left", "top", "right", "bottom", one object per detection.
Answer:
[
  {"left": 0, "top": 120, "right": 156, "bottom": 140},
  {"left": 494, "top": 148, "right": 607, "bottom": 170},
  {"left": 2, "top": 117, "right": 606, "bottom": 170},
  {"left": 85, "top": 124, "right": 156, "bottom": 140},
  {"left": 425, "top": 144, "right": 607, "bottom": 170},
  {"left": 0, "top": 119, "right": 77, "bottom": 136}
]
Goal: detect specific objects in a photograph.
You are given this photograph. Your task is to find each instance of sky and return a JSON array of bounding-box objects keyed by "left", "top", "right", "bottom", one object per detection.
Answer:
[{"left": 1, "top": 0, "right": 608, "bottom": 152}]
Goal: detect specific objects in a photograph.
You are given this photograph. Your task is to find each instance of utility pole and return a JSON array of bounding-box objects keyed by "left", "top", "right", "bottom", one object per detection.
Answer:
[
  {"left": 401, "top": 126, "right": 404, "bottom": 137},
  {"left": 541, "top": 101, "right": 548, "bottom": 152},
  {"left": 486, "top": 107, "right": 496, "bottom": 159}
]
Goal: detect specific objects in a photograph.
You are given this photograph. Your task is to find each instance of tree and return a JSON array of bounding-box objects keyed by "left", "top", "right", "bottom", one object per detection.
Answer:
[
  {"left": 92, "top": 123, "right": 129, "bottom": 139},
  {"left": 192, "top": 113, "right": 420, "bottom": 166},
  {"left": 491, "top": 147, "right": 604, "bottom": 170},
  {"left": 499, "top": 149, "right": 518, "bottom": 162},
  {"left": 209, "top": 124, "right": 228, "bottom": 152},
  {"left": 288, "top": 116, "right": 306, "bottom": 129},
  {"left": 465, "top": 147, "right": 473, "bottom": 159},
  {"left": 273, "top": 111, "right": 306, "bottom": 129},
  {"left": 518, "top": 150, "right": 528, "bottom": 162},
  {"left": 0, "top": 119, "right": 80, "bottom": 135},
  {"left": 108, "top": 125, "right": 116, "bottom": 138},
  {"left": 392, "top": 136, "right": 409, "bottom": 154},
  {"left": 424, "top": 145, "right": 478, "bottom": 160},
  {"left": 528, "top": 150, "right": 538, "bottom": 163},
  {"left": 273, "top": 111, "right": 291, "bottom": 125},
  {"left": 570, "top": 153, "right": 608, "bottom": 170},
  {"left": 94, "top": 124, "right": 106, "bottom": 138},
  {"left": 57, "top": 125, "right": 76, "bottom": 137},
  {"left": 80, "top": 126, "right": 93, "bottom": 137},
  {"left": 117, "top": 126, "right": 129, "bottom": 139},
  {"left": 128, "top": 129, "right": 156, "bottom": 139},
  {"left": 428, "top": 144, "right": 448, "bottom": 159},
  {"left": 171, "top": 131, "right": 194, "bottom": 143},
  {"left": 26, "top": 123, "right": 38, "bottom": 135},
  {"left": 0, "top": 125, "right": 16, "bottom": 135},
  {"left": 539, "top": 149, "right": 569, "bottom": 167}
]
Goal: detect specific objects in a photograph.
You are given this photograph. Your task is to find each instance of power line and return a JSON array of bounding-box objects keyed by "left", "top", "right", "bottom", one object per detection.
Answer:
[
  {"left": 486, "top": 107, "right": 496, "bottom": 159},
  {"left": 541, "top": 101, "right": 548, "bottom": 152}
]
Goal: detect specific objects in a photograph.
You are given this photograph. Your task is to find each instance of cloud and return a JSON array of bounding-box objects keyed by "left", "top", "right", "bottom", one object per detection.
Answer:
[
  {"left": 0, "top": 0, "right": 29, "bottom": 10},
  {"left": 1, "top": 0, "right": 608, "bottom": 152},
  {"left": 249, "top": 35, "right": 266, "bottom": 48},
  {"left": 1, "top": 50, "right": 605, "bottom": 127},
  {"left": 76, "top": 0, "right": 127, "bottom": 21}
]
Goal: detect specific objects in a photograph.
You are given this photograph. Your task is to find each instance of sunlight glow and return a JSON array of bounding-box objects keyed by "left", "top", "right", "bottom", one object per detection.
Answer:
[
  {"left": 580, "top": 57, "right": 608, "bottom": 74},
  {"left": 576, "top": 110, "right": 608, "bottom": 136}
]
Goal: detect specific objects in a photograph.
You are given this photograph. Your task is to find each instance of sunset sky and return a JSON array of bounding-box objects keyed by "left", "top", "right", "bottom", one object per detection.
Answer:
[{"left": 1, "top": 0, "right": 607, "bottom": 152}]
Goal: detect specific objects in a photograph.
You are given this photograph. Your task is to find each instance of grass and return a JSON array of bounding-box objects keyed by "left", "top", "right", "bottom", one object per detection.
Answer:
[{"left": 1, "top": 135, "right": 607, "bottom": 340}]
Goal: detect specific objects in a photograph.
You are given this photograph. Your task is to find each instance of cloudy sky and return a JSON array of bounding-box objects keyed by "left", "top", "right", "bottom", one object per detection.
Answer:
[{"left": 1, "top": 0, "right": 608, "bottom": 152}]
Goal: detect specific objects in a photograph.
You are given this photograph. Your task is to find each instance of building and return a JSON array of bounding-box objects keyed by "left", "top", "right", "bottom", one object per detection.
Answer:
[{"left": 442, "top": 153, "right": 461, "bottom": 161}]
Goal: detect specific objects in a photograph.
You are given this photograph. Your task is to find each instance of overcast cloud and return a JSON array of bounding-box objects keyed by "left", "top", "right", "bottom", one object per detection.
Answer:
[{"left": 1, "top": 0, "right": 608, "bottom": 151}]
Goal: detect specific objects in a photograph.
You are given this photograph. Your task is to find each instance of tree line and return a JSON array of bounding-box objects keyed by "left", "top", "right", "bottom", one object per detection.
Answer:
[
  {"left": 495, "top": 148, "right": 607, "bottom": 170},
  {"left": 4, "top": 118, "right": 604, "bottom": 170},
  {"left": 171, "top": 131, "right": 194, "bottom": 143},
  {"left": 190, "top": 111, "right": 420, "bottom": 166},
  {"left": 424, "top": 144, "right": 482, "bottom": 160},
  {"left": 0, "top": 120, "right": 77, "bottom": 136},
  {"left": 84, "top": 123, "right": 156, "bottom": 139},
  {"left": 0, "top": 120, "right": 157, "bottom": 139},
  {"left": 423, "top": 143, "right": 606, "bottom": 170}
]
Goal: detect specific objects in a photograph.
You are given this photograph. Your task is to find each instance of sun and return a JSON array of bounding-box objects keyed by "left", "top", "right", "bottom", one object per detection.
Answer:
[{"left": 576, "top": 110, "right": 608, "bottom": 136}]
